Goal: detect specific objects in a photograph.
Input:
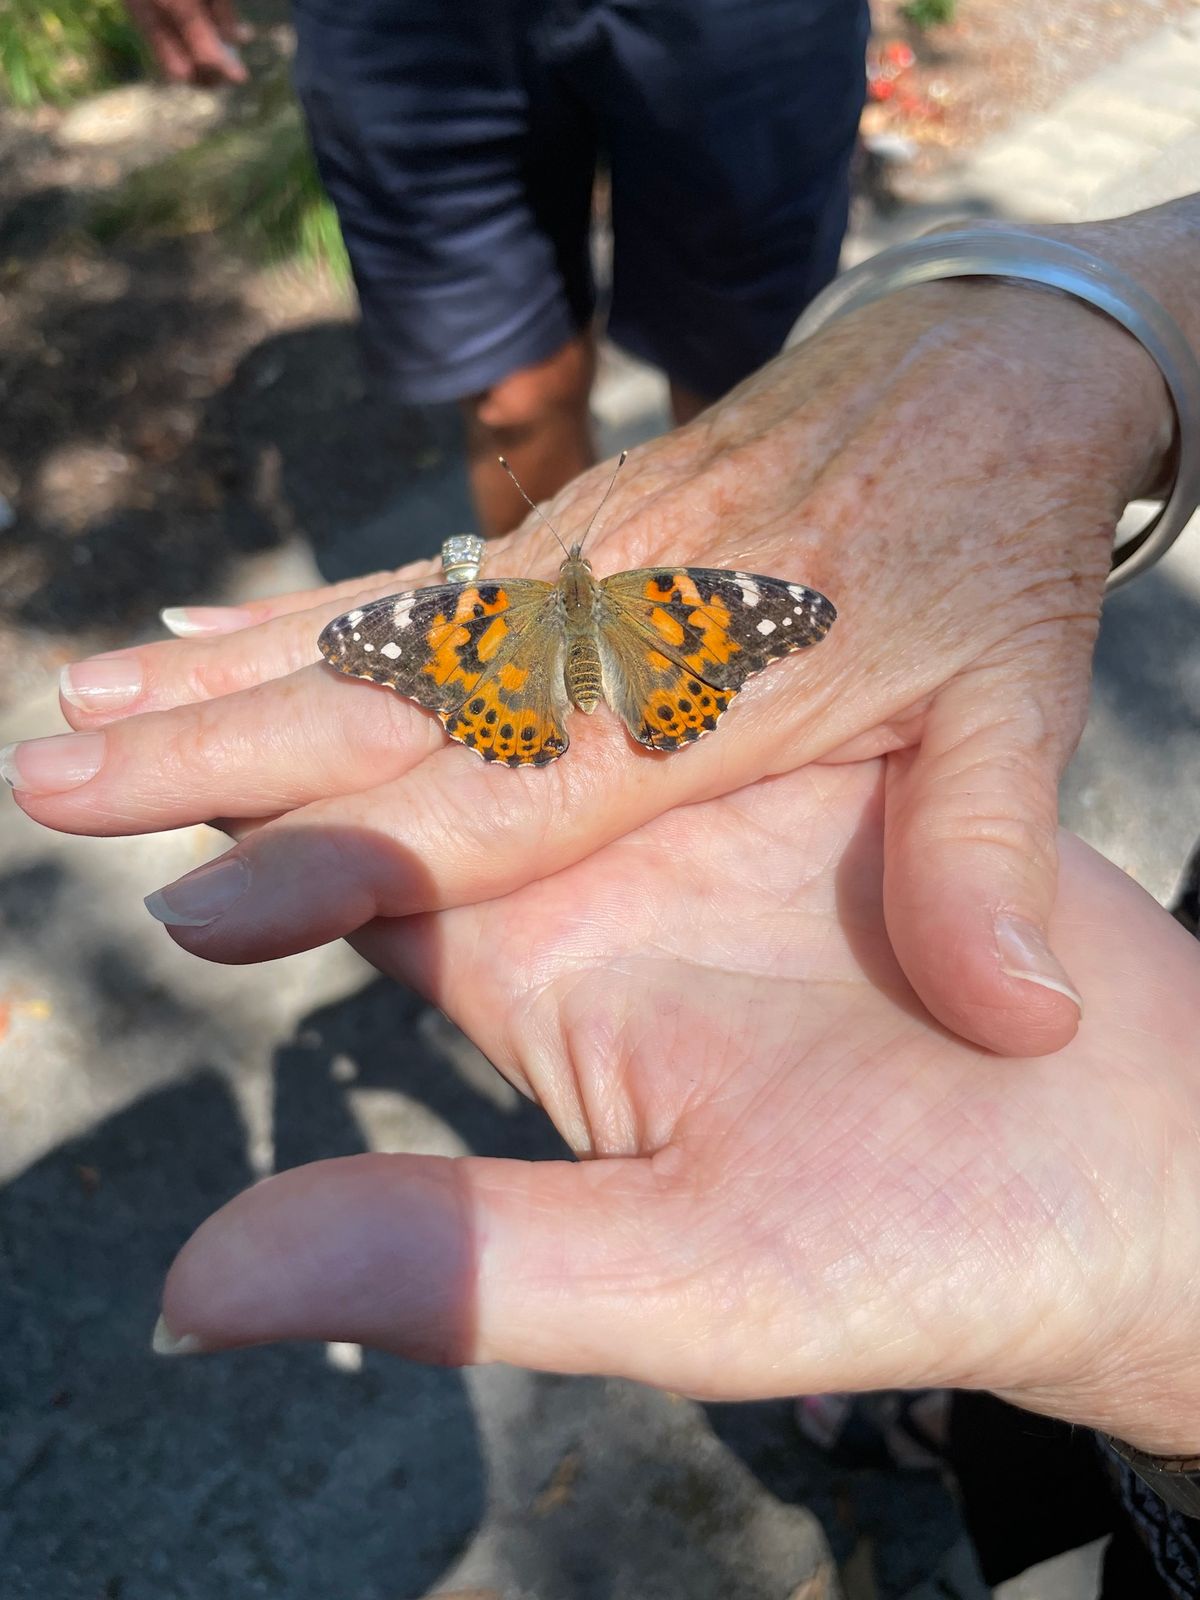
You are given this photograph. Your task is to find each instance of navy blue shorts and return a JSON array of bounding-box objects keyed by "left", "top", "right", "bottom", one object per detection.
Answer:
[{"left": 292, "top": 0, "right": 867, "bottom": 404}]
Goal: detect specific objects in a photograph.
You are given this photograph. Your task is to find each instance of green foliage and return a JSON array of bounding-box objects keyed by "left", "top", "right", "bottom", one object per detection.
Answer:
[
  {"left": 899, "top": 0, "right": 957, "bottom": 29},
  {"left": 0, "top": 0, "right": 148, "bottom": 107},
  {"left": 91, "top": 98, "right": 350, "bottom": 281}
]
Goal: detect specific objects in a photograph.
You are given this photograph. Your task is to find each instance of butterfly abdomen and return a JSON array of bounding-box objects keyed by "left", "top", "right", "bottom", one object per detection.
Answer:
[{"left": 564, "top": 634, "right": 603, "bottom": 713}]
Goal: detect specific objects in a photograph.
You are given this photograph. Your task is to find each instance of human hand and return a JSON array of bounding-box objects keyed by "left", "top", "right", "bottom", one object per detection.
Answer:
[
  {"left": 125, "top": 0, "right": 248, "bottom": 84},
  {"left": 151, "top": 759, "right": 1200, "bottom": 1457},
  {"left": 7, "top": 263, "right": 1171, "bottom": 1056}
]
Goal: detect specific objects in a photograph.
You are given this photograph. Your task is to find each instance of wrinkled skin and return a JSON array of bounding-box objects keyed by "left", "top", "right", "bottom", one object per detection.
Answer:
[
  {"left": 156, "top": 762, "right": 1200, "bottom": 1455},
  {"left": 18, "top": 275, "right": 1169, "bottom": 1056}
]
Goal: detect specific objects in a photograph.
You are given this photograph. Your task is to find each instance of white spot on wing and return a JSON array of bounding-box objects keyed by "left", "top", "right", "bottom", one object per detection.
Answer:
[
  {"left": 783, "top": 615, "right": 793, "bottom": 625},
  {"left": 756, "top": 617, "right": 776, "bottom": 635},
  {"left": 346, "top": 609, "right": 364, "bottom": 625},
  {"left": 381, "top": 641, "right": 402, "bottom": 659},
  {"left": 393, "top": 595, "right": 417, "bottom": 626},
  {"left": 732, "top": 575, "right": 761, "bottom": 606},
  {"left": 352, "top": 631, "right": 361, "bottom": 641},
  {"left": 363, "top": 642, "right": 375, "bottom": 652}
]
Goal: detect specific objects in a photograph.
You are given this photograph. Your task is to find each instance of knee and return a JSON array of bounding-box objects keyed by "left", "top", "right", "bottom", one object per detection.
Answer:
[{"left": 467, "top": 335, "right": 595, "bottom": 438}]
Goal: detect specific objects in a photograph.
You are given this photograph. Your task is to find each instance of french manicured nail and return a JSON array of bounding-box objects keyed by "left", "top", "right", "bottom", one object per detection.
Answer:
[
  {"left": 995, "top": 914, "right": 1083, "bottom": 1012},
  {"left": 60, "top": 658, "right": 143, "bottom": 712},
  {"left": 152, "top": 1313, "right": 203, "bottom": 1357},
  {"left": 145, "top": 852, "right": 250, "bottom": 928},
  {"left": 160, "top": 605, "right": 254, "bottom": 637},
  {"left": 0, "top": 732, "right": 106, "bottom": 794}
]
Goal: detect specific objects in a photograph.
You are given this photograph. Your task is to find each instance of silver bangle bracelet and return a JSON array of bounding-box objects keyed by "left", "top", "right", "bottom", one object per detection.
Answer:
[{"left": 787, "top": 227, "right": 1200, "bottom": 591}]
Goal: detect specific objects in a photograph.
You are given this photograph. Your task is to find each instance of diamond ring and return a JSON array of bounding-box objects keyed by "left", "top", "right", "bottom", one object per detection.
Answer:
[{"left": 440, "top": 534, "right": 486, "bottom": 583}]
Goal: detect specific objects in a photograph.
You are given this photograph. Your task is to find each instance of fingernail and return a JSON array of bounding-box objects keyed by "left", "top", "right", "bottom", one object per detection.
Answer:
[
  {"left": 0, "top": 732, "right": 105, "bottom": 794},
  {"left": 145, "top": 852, "right": 250, "bottom": 928},
  {"left": 160, "top": 605, "right": 253, "bottom": 637},
  {"left": 152, "top": 1313, "right": 203, "bottom": 1357},
  {"left": 995, "top": 914, "right": 1083, "bottom": 1012},
  {"left": 60, "top": 658, "right": 143, "bottom": 712}
]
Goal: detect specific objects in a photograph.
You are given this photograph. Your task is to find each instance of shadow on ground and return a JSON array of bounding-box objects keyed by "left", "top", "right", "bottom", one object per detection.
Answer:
[{"left": 0, "top": 1024, "right": 492, "bottom": 1600}]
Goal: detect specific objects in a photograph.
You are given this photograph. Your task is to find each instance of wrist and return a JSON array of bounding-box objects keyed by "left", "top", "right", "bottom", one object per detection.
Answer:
[
  {"left": 790, "top": 213, "right": 1200, "bottom": 581},
  {"left": 1030, "top": 199, "right": 1200, "bottom": 497},
  {"left": 998, "top": 1313, "right": 1200, "bottom": 1459},
  {"left": 939, "top": 275, "right": 1172, "bottom": 506}
]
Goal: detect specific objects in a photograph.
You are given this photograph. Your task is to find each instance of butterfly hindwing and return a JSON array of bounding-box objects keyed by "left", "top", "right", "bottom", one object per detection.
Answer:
[
  {"left": 596, "top": 566, "right": 836, "bottom": 750},
  {"left": 319, "top": 578, "right": 572, "bottom": 766}
]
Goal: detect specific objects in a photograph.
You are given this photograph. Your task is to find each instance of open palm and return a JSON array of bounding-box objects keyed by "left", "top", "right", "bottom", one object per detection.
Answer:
[{"left": 159, "top": 759, "right": 1200, "bottom": 1454}]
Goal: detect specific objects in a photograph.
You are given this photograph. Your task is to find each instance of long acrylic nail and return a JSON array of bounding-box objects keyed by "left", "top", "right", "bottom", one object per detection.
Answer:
[
  {"left": 0, "top": 732, "right": 106, "bottom": 794},
  {"left": 60, "top": 658, "right": 143, "bottom": 713},
  {"left": 995, "top": 914, "right": 1083, "bottom": 1012},
  {"left": 152, "top": 1313, "right": 203, "bottom": 1357},
  {"left": 160, "top": 605, "right": 254, "bottom": 638},
  {"left": 145, "top": 852, "right": 250, "bottom": 928}
]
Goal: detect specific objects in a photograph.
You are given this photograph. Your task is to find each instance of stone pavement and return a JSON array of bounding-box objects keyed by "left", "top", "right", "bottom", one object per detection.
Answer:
[{"left": 3, "top": 15, "right": 1200, "bottom": 1600}]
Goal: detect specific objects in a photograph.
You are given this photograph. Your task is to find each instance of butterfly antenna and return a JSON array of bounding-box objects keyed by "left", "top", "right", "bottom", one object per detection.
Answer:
[
  {"left": 497, "top": 457, "right": 570, "bottom": 559},
  {"left": 578, "top": 450, "right": 628, "bottom": 554}
]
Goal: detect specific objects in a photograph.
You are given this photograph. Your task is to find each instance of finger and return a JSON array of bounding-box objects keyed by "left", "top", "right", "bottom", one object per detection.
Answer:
[
  {"left": 136, "top": 718, "right": 676, "bottom": 962},
  {"left": 882, "top": 639, "right": 1090, "bottom": 1057},
  {"left": 210, "top": 0, "right": 244, "bottom": 42},
  {"left": 150, "top": 23, "right": 196, "bottom": 82},
  {"left": 154, "top": 1152, "right": 787, "bottom": 1396},
  {"left": 156, "top": 558, "right": 445, "bottom": 639},
  {"left": 124, "top": 0, "right": 193, "bottom": 80},
  {"left": 163, "top": 0, "right": 248, "bottom": 82},
  {"left": 126, "top": 656, "right": 858, "bottom": 964},
  {"left": 10, "top": 664, "right": 442, "bottom": 831},
  {"left": 57, "top": 567, "right": 444, "bottom": 728}
]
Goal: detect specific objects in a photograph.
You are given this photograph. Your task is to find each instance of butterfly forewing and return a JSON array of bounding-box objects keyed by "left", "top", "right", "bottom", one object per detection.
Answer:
[
  {"left": 319, "top": 578, "right": 573, "bottom": 765},
  {"left": 596, "top": 567, "right": 836, "bottom": 749}
]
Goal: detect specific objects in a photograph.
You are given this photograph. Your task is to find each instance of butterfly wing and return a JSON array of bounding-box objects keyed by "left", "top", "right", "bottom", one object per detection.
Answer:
[
  {"left": 319, "top": 578, "right": 572, "bottom": 765},
  {"left": 597, "top": 567, "right": 836, "bottom": 750}
]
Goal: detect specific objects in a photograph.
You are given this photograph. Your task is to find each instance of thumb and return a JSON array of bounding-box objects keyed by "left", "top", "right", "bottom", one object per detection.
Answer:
[
  {"left": 152, "top": 1152, "right": 727, "bottom": 1390},
  {"left": 882, "top": 649, "right": 1087, "bottom": 1057}
]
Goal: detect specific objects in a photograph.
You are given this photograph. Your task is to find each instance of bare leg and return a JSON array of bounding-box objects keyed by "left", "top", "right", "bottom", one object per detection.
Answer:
[{"left": 461, "top": 332, "right": 597, "bottom": 537}]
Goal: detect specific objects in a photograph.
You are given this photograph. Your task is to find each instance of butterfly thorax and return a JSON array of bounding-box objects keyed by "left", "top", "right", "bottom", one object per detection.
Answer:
[{"left": 559, "top": 547, "right": 604, "bottom": 713}]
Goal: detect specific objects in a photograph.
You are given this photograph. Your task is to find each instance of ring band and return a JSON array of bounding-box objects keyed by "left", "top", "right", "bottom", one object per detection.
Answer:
[
  {"left": 441, "top": 534, "right": 486, "bottom": 583},
  {"left": 787, "top": 227, "right": 1200, "bottom": 590}
]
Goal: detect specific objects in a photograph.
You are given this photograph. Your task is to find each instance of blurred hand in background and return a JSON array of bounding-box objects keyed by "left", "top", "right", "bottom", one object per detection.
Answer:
[{"left": 124, "top": 0, "right": 248, "bottom": 84}]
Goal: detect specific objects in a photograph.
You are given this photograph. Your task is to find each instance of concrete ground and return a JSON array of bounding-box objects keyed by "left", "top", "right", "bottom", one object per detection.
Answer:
[{"left": 3, "top": 12, "right": 1200, "bottom": 1598}]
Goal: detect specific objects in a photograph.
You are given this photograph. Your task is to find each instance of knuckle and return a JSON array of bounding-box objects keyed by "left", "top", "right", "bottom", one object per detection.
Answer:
[
  {"left": 159, "top": 696, "right": 239, "bottom": 790},
  {"left": 182, "top": 643, "right": 256, "bottom": 705}
]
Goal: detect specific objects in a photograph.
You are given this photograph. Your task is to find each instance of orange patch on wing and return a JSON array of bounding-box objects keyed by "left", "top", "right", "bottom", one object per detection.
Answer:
[
  {"left": 476, "top": 617, "right": 509, "bottom": 661},
  {"left": 499, "top": 661, "right": 529, "bottom": 691},
  {"left": 650, "top": 606, "right": 685, "bottom": 646},
  {"left": 422, "top": 616, "right": 476, "bottom": 686},
  {"left": 684, "top": 605, "right": 740, "bottom": 667},
  {"left": 453, "top": 586, "right": 508, "bottom": 622}
]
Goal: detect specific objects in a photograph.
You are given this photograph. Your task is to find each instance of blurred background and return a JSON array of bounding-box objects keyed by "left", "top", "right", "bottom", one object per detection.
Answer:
[{"left": 2, "top": 2, "right": 1199, "bottom": 1596}]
